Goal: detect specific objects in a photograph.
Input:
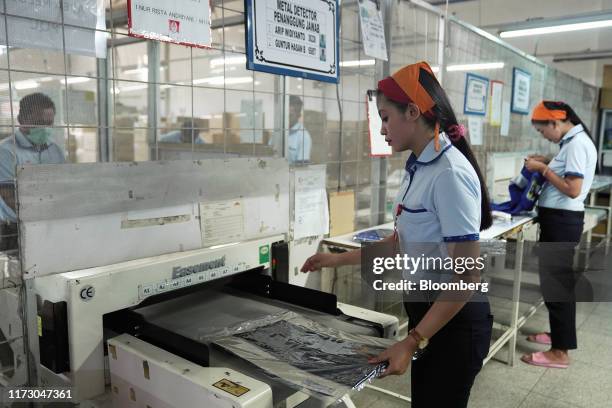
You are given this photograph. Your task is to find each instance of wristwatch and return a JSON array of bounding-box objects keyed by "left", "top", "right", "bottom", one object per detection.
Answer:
[{"left": 408, "top": 328, "right": 429, "bottom": 350}]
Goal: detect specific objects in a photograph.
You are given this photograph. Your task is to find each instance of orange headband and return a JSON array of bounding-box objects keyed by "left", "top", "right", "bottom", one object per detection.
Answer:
[
  {"left": 532, "top": 101, "right": 567, "bottom": 121},
  {"left": 378, "top": 61, "right": 441, "bottom": 151},
  {"left": 390, "top": 61, "right": 437, "bottom": 113}
]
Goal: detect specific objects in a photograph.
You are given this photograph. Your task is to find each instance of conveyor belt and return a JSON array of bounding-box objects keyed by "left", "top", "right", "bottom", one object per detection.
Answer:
[
  {"left": 133, "top": 288, "right": 380, "bottom": 341},
  {"left": 127, "top": 287, "right": 383, "bottom": 407}
]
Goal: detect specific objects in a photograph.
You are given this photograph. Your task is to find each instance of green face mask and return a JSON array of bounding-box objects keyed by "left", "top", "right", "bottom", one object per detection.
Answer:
[{"left": 27, "top": 127, "right": 53, "bottom": 145}]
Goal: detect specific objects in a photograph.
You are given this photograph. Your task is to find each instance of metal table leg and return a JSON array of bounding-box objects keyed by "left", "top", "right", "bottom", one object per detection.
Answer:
[{"left": 507, "top": 230, "right": 524, "bottom": 366}]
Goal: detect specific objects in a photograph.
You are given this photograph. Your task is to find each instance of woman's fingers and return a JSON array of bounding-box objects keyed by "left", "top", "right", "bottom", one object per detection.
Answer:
[
  {"left": 301, "top": 255, "right": 322, "bottom": 272},
  {"left": 368, "top": 351, "right": 388, "bottom": 364}
]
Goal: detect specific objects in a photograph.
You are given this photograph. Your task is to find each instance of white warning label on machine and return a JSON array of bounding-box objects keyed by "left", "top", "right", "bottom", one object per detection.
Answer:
[{"left": 200, "top": 200, "right": 246, "bottom": 246}]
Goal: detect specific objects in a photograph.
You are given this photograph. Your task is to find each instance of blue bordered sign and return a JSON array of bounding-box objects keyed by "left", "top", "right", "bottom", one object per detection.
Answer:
[
  {"left": 463, "top": 73, "right": 489, "bottom": 116},
  {"left": 245, "top": 0, "right": 340, "bottom": 83},
  {"left": 511, "top": 68, "right": 531, "bottom": 115}
]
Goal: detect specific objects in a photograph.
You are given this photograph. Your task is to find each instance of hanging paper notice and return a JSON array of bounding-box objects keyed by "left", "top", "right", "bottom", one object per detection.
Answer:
[
  {"left": 128, "top": 0, "right": 212, "bottom": 48},
  {"left": 358, "top": 0, "right": 388, "bottom": 61},
  {"left": 500, "top": 101, "right": 511, "bottom": 137},
  {"left": 246, "top": 0, "right": 339, "bottom": 83},
  {"left": 489, "top": 80, "right": 504, "bottom": 126},
  {"left": 468, "top": 116, "right": 483, "bottom": 146},
  {"left": 0, "top": 0, "right": 106, "bottom": 58},
  {"left": 367, "top": 91, "right": 391, "bottom": 157},
  {"left": 511, "top": 68, "right": 531, "bottom": 114},
  {"left": 294, "top": 167, "right": 329, "bottom": 239},
  {"left": 464, "top": 73, "right": 489, "bottom": 116}
]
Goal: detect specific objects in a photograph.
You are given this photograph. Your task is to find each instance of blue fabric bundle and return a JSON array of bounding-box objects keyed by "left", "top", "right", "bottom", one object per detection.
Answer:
[{"left": 491, "top": 166, "right": 546, "bottom": 215}]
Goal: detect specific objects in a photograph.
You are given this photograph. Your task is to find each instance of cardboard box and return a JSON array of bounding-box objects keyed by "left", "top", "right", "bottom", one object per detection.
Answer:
[
  {"left": 603, "top": 65, "right": 612, "bottom": 89},
  {"left": 601, "top": 88, "right": 612, "bottom": 109}
]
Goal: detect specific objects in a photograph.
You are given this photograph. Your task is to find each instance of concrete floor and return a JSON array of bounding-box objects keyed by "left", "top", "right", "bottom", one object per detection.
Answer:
[{"left": 349, "top": 302, "right": 612, "bottom": 408}]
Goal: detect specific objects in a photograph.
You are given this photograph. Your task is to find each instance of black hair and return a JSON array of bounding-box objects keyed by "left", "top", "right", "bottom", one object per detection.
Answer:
[
  {"left": 289, "top": 95, "right": 303, "bottom": 110},
  {"left": 531, "top": 101, "right": 592, "bottom": 139},
  {"left": 378, "top": 67, "right": 493, "bottom": 231},
  {"left": 17, "top": 93, "right": 55, "bottom": 125}
]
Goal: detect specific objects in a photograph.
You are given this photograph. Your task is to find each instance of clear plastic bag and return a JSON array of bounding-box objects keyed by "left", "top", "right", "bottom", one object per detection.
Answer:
[{"left": 206, "top": 311, "right": 394, "bottom": 404}]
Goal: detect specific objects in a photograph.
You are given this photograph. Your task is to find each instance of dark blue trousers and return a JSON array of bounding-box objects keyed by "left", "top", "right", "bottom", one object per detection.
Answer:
[{"left": 405, "top": 301, "right": 493, "bottom": 408}]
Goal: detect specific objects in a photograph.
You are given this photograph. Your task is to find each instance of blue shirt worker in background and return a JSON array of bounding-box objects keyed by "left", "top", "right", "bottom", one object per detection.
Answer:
[
  {"left": 287, "top": 95, "right": 311, "bottom": 164},
  {"left": 301, "top": 61, "right": 494, "bottom": 408},
  {"left": 522, "top": 101, "right": 597, "bottom": 369},
  {"left": 159, "top": 119, "right": 205, "bottom": 144},
  {"left": 0, "top": 93, "right": 65, "bottom": 223}
]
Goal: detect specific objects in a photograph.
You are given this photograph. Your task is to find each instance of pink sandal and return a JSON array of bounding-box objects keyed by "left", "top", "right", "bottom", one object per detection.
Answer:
[
  {"left": 526, "top": 333, "right": 552, "bottom": 345},
  {"left": 520, "top": 351, "right": 569, "bottom": 369}
]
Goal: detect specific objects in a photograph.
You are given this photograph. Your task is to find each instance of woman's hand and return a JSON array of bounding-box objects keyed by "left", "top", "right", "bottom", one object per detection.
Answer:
[
  {"left": 524, "top": 158, "right": 547, "bottom": 173},
  {"left": 301, "top": 253, "right": 342, "bottom": 272},
  {"left": 368, "top": 338, "right": 417, "bottom": 377}
]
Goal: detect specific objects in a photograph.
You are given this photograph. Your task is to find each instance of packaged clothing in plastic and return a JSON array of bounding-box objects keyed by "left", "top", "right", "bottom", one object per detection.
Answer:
[
  {"left": 209, "top": 311, "right": 394, "bottom": 403},
  {"left": 491, "top": 166, "right": 545, "bottom": 215}
]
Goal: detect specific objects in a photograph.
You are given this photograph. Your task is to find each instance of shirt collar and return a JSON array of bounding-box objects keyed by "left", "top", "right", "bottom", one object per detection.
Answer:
[
  {"left": 15, "top": 129, "right": 35, "bottom": 149},
  {"left": 559, "top": 124, "right": 583, "bottom": 148},
  {"left": 405, "top": 133, "right": 452, "bottom": 171},
  {"left": 14, "top": 129, "right": 52, "bottom": 151},
  {"left": 290, "top": 122, "right": 303, "bottom": 132}
]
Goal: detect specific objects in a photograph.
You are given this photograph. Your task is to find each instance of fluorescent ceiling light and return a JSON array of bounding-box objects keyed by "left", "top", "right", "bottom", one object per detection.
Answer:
[
  {"left": 340, "top": 59, "right": 376, "bottom": 67},
  {"left": 193, "top": 76, "right": 252, "bottom": 86},
  {"left": 118, "top": 84, "right": 148, "bottom": 93},
  {"left": 210, "top": 55, "right": 246, "bottom": 68},
  {"left": 446, "top": 62, "right": 505, "bottom": 71},
  {"left": 500, "top": 19, "right": 612, "bottom": 38},
  {"left": 65, "top": 77, "right": 91, "bottom": 84},
  {"left": 123, "top": 67, "right": 148, "bottom": 75},
  {"left": 14, "top": 80, "right": 39, "bottom": 90}
]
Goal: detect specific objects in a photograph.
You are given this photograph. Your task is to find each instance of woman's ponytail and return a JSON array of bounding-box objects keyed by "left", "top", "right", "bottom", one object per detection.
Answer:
[{"left": 418, "top": 69, "right": 493, "bottom": 231}]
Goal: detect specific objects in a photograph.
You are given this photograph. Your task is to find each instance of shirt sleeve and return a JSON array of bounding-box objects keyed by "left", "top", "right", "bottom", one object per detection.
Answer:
[
  {"left": 303, "top": 128, "right": 312, "bottom": 162},
  {"left": 0, "top": 146, "right": 16, "bottom": 182},
  {"left": 434, "top": 168, "right": 481, "bottom": 242},
  {"left": 0, "top": 197, "right": 17, "bottom": 222},
  {"left": 564, "top": 143, "right": 587, "bottom": 178}
]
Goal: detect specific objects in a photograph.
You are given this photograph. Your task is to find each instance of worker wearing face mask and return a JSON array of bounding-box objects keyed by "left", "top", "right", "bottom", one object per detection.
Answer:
[{"left": 0, "top": 92, "right": 65, "bottom": 222}]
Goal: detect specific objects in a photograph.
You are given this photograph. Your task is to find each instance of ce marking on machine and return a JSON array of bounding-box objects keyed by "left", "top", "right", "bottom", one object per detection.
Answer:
[{"left": 80, "top": 285, "right": 95, "bottom": 301}]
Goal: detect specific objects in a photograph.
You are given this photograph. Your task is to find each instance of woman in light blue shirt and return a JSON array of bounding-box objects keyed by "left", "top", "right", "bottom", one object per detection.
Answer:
[
  {"left": 523, "top": 101, "right": 597, "bottom": 369},
  {"left": 302, "top": 62, "right": 493, "bottom": 407}
]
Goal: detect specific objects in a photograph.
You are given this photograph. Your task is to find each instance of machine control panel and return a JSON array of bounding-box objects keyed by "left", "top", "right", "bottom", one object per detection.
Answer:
[{"left": 138, "top": 261, "right": 251, "bottom": 300}]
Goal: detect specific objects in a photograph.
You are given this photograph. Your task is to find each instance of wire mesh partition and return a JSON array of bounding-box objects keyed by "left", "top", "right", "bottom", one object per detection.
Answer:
[
  {"left": 444, "top": 18, "right": 599, "bottom": 199},
  {"left": 0, "top": 0, "right": 388, "bottom": 230},
  {"left": 0, "top": 0, "right": 598, "bottom": 243}
]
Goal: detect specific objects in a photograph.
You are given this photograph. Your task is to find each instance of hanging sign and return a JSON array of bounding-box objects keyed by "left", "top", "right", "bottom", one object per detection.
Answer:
[
  {"left": 468, "top": 116, "right": 483, "bottom": 146},
  {"left": 489, "top": 80, "right": 504, "bottom": 126},
  {"left": 463, "top": 73, "right": 489, "bottom": 116},
  {"left": 358, "top": 0, "right": 388, "bottom": 61},
  {"left": 127, "top": 0, "right": 212, "bottom": 48},
  {"left": 500, "top": 101, "right": 511, "bottom": 137},
  {"left": 0, "top": 0, "right": 106, "bottom": 58},
  {"left": 245, "top": 0, "right": 340, "bottom": 83},
  {"left": 511, "top": 68, "right": 531, "bottom": 114},
  {"left": 367, "top": 91, "right": 391, "bottom": 157}
]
